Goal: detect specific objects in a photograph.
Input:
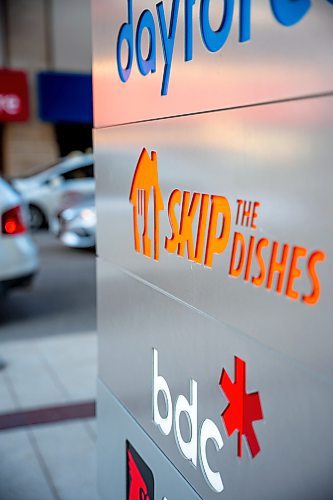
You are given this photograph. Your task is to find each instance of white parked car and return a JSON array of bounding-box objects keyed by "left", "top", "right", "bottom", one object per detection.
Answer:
[
  {"left": 56, "top": 198, "right": 96, "bottom": 249},
  {"left": 12, "top": 153, "right": 94, "bottom": 231},
  {"left": 0, "top": 177, "right": 39, "bottom": 295}
]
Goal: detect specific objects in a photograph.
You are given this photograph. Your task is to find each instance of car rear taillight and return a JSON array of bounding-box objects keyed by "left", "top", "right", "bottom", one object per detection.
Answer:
[{"left": 1, "top": 205, "right": 27, "bottom": 235}]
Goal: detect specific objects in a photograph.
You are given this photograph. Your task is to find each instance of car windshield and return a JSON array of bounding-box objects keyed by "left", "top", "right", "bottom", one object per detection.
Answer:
[{"left": 11, "top": 155, "right": 94, "bottom": 183}]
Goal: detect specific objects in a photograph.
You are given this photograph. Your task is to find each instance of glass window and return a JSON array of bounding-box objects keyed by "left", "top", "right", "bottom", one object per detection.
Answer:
[{"left": 62, "top": 164, "right": 94, "bottom": 180}]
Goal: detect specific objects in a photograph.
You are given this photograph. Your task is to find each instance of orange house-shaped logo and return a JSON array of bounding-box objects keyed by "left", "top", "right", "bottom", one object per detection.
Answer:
[{"left": 129, "top": 148, "right": 164, "bottom": 260}]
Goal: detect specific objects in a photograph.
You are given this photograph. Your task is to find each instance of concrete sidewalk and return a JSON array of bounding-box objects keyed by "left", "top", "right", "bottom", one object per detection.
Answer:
[{"left": 0, "top": 332, "right": 98, "bottom": 500}]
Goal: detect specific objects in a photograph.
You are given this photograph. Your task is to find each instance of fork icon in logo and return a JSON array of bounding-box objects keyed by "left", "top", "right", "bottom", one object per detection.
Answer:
[{"left": 129, "top": 148, "right": 164, "bottom": 260}]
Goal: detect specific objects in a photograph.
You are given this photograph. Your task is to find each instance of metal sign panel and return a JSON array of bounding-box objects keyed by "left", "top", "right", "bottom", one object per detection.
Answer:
[
  {"left": 95, "top": 96, "right": 333, "bottom": 499},
  {"left": 92, "top": 0, "right": 333, "bottom": 498},
  {"left": 98, "top": 381, "right": 202, "bottom": 499},
  {"left": 96, "top": 98, "right": 332, "bottom": 378},
  {"left": 97, "top": 258, "right": 333, "bottom": 499},
  {"left": 92, "top": 0, "right": 333, "bottom": 126}
]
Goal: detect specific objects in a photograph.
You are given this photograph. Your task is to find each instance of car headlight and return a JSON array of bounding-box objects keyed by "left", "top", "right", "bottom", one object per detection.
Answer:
[{"left": 81, "top": 208, "right": 96, "bottom": 223}]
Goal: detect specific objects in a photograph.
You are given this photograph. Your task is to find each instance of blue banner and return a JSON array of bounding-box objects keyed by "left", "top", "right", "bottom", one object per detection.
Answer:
[{"left": 38, "top": 72, "right": 92, "bottom": 124}]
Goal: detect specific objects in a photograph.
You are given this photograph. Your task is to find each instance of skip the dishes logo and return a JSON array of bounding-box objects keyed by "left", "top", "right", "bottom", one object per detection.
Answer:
[
  {"left": 130, "top": 148, "right": 326, "bottom": 305},
  {"left": 153, "top": 348, "right": 264, "bottom": 493}
]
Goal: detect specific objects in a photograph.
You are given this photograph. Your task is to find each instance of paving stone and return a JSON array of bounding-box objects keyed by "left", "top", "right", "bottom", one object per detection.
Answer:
[
  {"left": 31, "top": 420, "right": 98, "bottom": 500},
  {"left": 0, "top": 427, "right": 55, "bottom": 500}
]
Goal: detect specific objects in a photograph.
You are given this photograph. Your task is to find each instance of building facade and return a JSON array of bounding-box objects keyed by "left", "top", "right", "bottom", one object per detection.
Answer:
[{"left": 0, "top": 0, "right": 92, "bottom": 177}]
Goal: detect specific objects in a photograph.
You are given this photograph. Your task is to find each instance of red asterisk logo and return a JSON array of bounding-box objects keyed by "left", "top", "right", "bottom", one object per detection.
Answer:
[{"left": 220, "top": 356, "right": 264, "bottom": 459}]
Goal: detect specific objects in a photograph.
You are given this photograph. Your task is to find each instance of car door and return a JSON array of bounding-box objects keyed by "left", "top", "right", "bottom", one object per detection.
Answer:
[{"left": 57, "top": 163, "right": 95, "bottom": 209}]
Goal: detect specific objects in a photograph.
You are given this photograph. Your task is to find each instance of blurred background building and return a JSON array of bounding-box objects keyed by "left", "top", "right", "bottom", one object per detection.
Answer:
[{"left": 0, "top": 0, "right": 92, "bottom": 177}]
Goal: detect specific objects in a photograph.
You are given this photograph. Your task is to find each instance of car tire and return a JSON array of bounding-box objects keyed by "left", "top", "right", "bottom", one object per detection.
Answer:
[{"left": 29, "top": 205, "right": 48, "bottom": 231}]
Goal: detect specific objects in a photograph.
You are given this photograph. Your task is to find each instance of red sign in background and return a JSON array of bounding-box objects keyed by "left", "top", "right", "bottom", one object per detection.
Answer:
[{"left": 0, "top": 69, "right": 29, "bottom": 122}]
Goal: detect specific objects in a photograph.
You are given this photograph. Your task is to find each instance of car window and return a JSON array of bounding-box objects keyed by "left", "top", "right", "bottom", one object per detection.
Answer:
[
  {"left": 43, "top": 174, "right": 60, "bottom": 186},
  {"left": 62, "top": 164, "right": 94, "bottom": 181}
]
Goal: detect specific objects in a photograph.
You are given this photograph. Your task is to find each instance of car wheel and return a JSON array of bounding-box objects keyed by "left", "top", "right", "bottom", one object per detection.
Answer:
[{"left": 29, "top": 205, "right": 47, "bottom": 231}]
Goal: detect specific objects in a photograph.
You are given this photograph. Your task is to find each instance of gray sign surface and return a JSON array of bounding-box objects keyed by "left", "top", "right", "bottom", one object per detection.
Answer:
[
  {"left": 97, "top": 256, "right": 333, "bottom": 499},
  {"left": 96, "top": 96, "right": 332, "bottom": 379},
  {"left": 96, "top": 95, "right": 333, "bottom": 498},
  {"left": 92, "top": 1, "right": 333, "bottom": 498},
  {"left": 98, "top": 381, "right": 201, "bottom": 499}
]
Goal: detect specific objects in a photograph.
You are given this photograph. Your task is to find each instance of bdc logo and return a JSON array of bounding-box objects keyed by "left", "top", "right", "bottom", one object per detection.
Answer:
[
  {"left": 126, "top": 350, "right": 264, "bottom": 496},
  {"left": 153, "top": 349, "right": 264, "bottom": 494}
]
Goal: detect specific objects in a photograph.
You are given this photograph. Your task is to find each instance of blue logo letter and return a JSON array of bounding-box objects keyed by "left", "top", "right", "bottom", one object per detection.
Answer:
[
  {"left": 270, "top": 0, "right": 311, "bottom": 26},
  {"left": 185, "top": 0, "right": 196, "bottom": 61},
  {"left": 239, "top": 0, "right": 251, "bottom": 42},
  {"left": 117, "top": 0, "right": 134, "bottom": 83},
  {"left": 136, "top": 10, "right": 157, "bottom": 76},
  {"left": 157, "top": 0, "right": 181, "bottom": 96},
  {"left": 200, "top": 0, "right": 234, "bottom": 53}
]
